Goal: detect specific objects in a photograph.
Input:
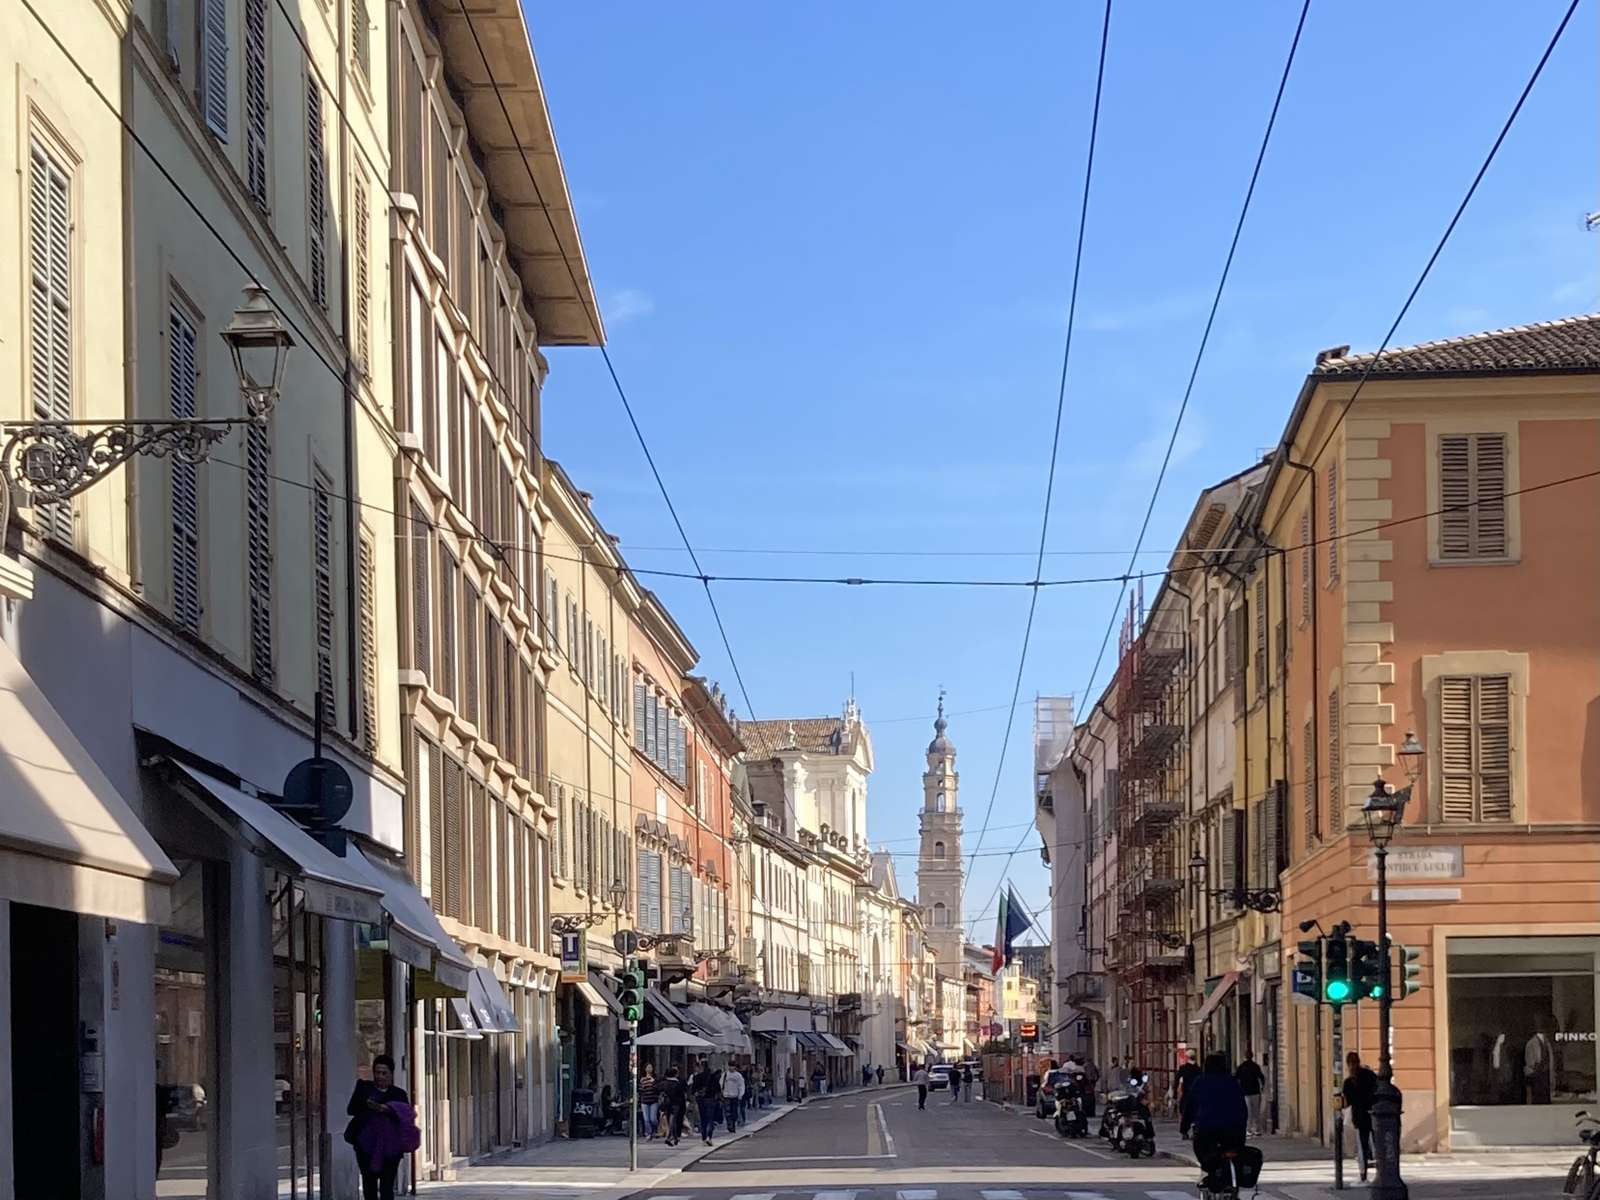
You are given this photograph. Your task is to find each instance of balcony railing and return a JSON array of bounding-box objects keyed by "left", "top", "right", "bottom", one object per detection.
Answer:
[{"left": 1062, "top": 971, "right": 1105, "bottom": 1004}]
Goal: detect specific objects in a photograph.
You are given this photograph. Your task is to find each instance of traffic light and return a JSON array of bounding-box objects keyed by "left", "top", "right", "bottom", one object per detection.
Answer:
[
  {"left": 1323, "top": 931, "right": 1352, "bottom": 1005},
  {"left": 1351, "top": 938, "right": 1385, "bottom": 1000},
  {"left": 1292, "top": 938, "right": 1323, "bottom": 1001},
  {"left": 619, "top": 962, "right": 645, "bottom": 1024},
  {"left": 1394, "top": 942, "right": 1423, "bottom": 999}
]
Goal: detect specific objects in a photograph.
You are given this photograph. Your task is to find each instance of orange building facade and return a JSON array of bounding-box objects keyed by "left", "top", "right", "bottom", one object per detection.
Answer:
[{"left": 1262, "top": 319, "right": 1600, "bottom": 1150}]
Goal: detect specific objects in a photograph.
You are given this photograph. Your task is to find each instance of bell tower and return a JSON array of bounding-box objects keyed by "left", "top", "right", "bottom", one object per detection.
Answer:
[{"left": 916, "top": 692, "right": 963, "bottom": 972}]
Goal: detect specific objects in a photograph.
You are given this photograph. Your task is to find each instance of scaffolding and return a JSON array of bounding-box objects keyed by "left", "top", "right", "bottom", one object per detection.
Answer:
[{"left": 1112, "top": 590, "right": 1189, "bottom": 1112}]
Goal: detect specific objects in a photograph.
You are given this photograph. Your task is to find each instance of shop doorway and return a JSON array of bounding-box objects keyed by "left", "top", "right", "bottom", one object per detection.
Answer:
[{"left": 11, "top": 903, "right": 80, "bottom": 1199}]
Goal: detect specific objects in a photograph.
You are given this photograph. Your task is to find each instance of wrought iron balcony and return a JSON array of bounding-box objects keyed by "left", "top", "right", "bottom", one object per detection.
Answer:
[{"left": 1062, "top": 970, "right": 1105, "bottom": 1004}]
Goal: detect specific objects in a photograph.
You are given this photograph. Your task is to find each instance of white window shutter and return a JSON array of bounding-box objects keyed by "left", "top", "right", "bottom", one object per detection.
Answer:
[
  {"left": 29, "top": 138, "right": 74, "bottom": 541},
  {"left": 200, "top": 0, "right": 229, "bottom": 140},
  {"left": 168, "top": 303, "right": 202, "bottom": 632}
]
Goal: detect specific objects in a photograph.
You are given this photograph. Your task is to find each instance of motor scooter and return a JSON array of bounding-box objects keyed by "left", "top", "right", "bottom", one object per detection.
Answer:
[
  {"left": 1197, "top": 1130, "right": 1264, "bottom": 1199},
  {"left": 1053, "top": 1076, "right": 1088, "bottom": 1138},
  {"left": 1104, "top": 1072, "right": 1155, "bottom": 1158}
]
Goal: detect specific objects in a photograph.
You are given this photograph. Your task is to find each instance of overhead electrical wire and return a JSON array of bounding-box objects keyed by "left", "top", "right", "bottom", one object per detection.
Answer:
[{"left": 960, "top": 0, "right": 1114, "bottom": 914}]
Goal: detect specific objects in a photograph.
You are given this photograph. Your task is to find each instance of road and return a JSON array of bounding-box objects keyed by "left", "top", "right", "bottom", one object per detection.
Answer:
[{"left": 616, "top": 1085, "right": 1570, "bottom": 1200}]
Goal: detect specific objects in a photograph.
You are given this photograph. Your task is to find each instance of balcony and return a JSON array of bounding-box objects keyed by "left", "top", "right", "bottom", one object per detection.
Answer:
[{"left": 1062, "top": 971, "right": 1105, "bottom": 1005}]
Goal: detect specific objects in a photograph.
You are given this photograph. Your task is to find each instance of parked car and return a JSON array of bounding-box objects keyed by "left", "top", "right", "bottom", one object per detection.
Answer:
[{"left": 927, "top": 1064, "right": 955, "bottom": 1090}]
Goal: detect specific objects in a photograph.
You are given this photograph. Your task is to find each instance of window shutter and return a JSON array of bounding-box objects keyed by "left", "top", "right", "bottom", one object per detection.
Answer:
[
  {"left": 1443, "top": 434, "right": 1508, "bottom": 560},
  {"left": 471, "top": 779, "right": 489, "bottom": 929},
  {"left": 1438, "top": 435, "right": 1471, "bottom": 559},
  {"left": 28, "top": 141, "right": 74, "bottom": 532},
  {"left": 306, "top": 78, "right": 327, "bottom": 307},
  {"left": 312, "top": 473, "right": 335, "bottom": 706},
  {"left": 1254, "top": 578, "right": 1267, "bottom": 699},
  {"left": 1269, "top": 778, "right": 1285, "bottom": 879},
  {"left": 243, "top": 0, "right": 268, "bottom": 206},
  {"left": 351, "top": 0, "right": 371, "bottom": 81},
  {"left": 462, "top": 583, "right": 480, "bottom": 727},
  {"left": 553, "top": 784, "right": 566, "bottom": 878},
  {"left": 545, "top": 570, "right": 559, "bottom": 644},
  {"left": 1218, "top": 807, "right": 1236, "bottom": 911},
  {"left": 1327, "top": 687, "right": 1342, "bottom": 832},
  {"left": 353, "top": 172, "right": 371, "bottom": 366},
  {"left": 1477, "top": 675, "right": 1512, "bottom": 821},
  {"left": 1302, "top": 720, "right": 1316, "bottom": 850},
  {"left": 410, "top": 501, "right": 431, "bottom": 674},
  {"left": 168, "top": 303, "right": 202, "bottom": 632},
  {"left": 1474, "top": 435, "right": 1508, "bottom": 558},
  {"left": 1439, "top": 675, "right": 1473, "bottom": 820},
  {"left": 357, "top": 533, "right": 378, "bottom": 752},
  {"left": 199, "top": 0, "right": 229, "bottom": 139},
  {"left": 245, "top": 422, "right": 273, "bottom": 679},
  {"left": 634, "top": 680, "right": 646, "bottom": 740},
  {"left": 482, "top": 608, "right": 498, "bottom": 748},
  {"left": 1326, "top": 461, "right": 1340, "bottom": 583},
  {"left": 443, "top": 756, "right": 464, "bottom": 919},
  {"left": 437, "top": 548, "right": 457, "bottom": 702},
  {"left": 1299, "top": 511, "right": 1312, "bottom": 623},
  {"left": 668, "top": 714, "right": 681, "bottom": 779},
  {"left": 427, "top": 739, "right": 444, "bottom": 912}
]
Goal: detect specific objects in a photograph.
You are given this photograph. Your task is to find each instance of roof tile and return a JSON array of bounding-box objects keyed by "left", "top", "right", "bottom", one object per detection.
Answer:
[
  {"left": 739, "top": 718, "right": 848, "bottom": 759},
  {"left": 1314, "top": 314, "right": 1600, "bottom": 376}
]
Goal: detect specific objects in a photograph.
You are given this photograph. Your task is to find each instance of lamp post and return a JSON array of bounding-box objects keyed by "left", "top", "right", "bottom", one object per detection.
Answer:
[
  {"left": 1361, "top": 730, "right": 1424, "bottom": 1200},
  {"left": 1187, "top": 846, "right": 1214, "bottom": 1050},
  {"left": 0, "top": 285, "right": 291, "bottom": 540}
]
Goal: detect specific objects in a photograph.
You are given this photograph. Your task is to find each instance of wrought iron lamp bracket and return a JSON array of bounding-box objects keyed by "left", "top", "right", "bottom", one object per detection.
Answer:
[{"left": 550, "top": 912, "right": 608, "bottom": 935}]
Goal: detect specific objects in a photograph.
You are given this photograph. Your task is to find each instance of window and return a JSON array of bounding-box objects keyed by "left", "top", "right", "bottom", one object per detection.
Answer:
[
  {"left": 470, "top": 779, "right": 489, "bottom": 929},
  {"left": 1326, "top": 460, "right": 1340, "bottom": 585},
  {"left": 1219, "top": 805, "right": 1237, "bottom": 909},
  {"left": 437, "top": 548, "right": 457, "bottom": 702},
  {"left": 637, "top": 848, "right": 662, "bottom": 933},
  {"left": 598, "top": 634, "right": 609, "bottom": 709},
  {"left": 1302, "top": 720, "right": 1316, "bottom": 851},
  {"left": 351, "top": 0, "right": 371, "bottom": 83},
  {"left": 443, "top": 756, "right": 465, "bottom": 919},
  {"left": 1254, "top": 578, "right": 1267, "bottom": 700},
  {"left": 357, "top": 532, "right": 378, "bottom": 752},
  {"left": 1440, "top": 675, "right": 1512, "bottom": 822},
  {"left": 933, "top": 901, "right": 947, "bottom": 927},
  {"left": 1439, "top": 434, "right": 1508, "bottom": 560},
  {"left": 243, "top": 0, "right": 268, "bottom": 206},
  {"left": 198, "top": 0, "right": 228, "bottom": 139},
  {"left": 583, "top": 617, "right": 594, "bottom": 687},
  {"left": 1327, "top": 687, "right": 1342, "bottom": 834},
  {"left": 544, "top": 569, "right": 559, "bottom": 646},
  {"left": 933, "top": 841, "right": 945, "bottom": 860},
  {"left": 306, "top": 78, "right": 328, "bottom": 307},
  {"left": 552, "top": 782, "right": 566, "bottom": 878},
  {"left": 462, "top": 582, "right": 480, "bottom": 727},
  {"left": 565, "top": 595, "right": 578, "bottom": 662},
  {"left": 29, "top": 135, "right": 74, "bottom": 542},
  {"left": 409, "top": 500, "right": 431, "bottom": 674},
  {"left": 245, "top": 421, "right": 273, "bottom": 679},
  {"left": 312, "top": 470, "right": 336, "bottom": 706},
  {"left": 168, "top": 301, "right": 202, "bottom": 632},
  {"left": 1299, "top": 510, "right": 1312, "bottom": 624},
  {"left": 353, "top": 172, "right": 371, "bottom": 366},
  {"left": 425, "top": 736, "right": 444, "bottom": 909}
]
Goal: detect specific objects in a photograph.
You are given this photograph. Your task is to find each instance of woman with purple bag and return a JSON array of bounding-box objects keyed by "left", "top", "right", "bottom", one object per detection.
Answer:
[{"left": 345, "top": 1055, "right": 420, "bottom": 1200}]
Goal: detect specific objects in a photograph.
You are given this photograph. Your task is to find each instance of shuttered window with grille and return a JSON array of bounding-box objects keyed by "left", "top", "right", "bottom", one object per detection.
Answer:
[
  {"left": 246, "top": 422, "right": 273, "bottom": 679},
  {"left": 437, "top": 547, "right": 457, "bottom": 702},
  {"left": 1299, "top": 510, "right": 1312, "bottom": 624},
  {"left": 357, "top": 532, "right": 378, "bottom": 752},
  {"left": 353, "top": 171, "right": 371, "bottom": 368},
  {"left": 409, "top": 500, "right": 431, "bottom": 675},
  {"left": 1326, "top": 461, "right": 1340, "bottom": 585},
  {"left": 1218, "top": 803, "right": 1236, "bottom": 913},
  {"left": 443, "top": 755, "right": 464, "bottom": 919},
  {"left": 243, "top": 0, "right": 268, "bottom": 207},
  {"left": 1440, "top": 674, "right": 1512, "bottom": 822},
  {"left": 1254, "top": 579, "right": 1267, "bottom": 701},
  {"left": 351, "top": 0, "right": 370, "bottom": 83},
  {"left": 425, "top": 736, "right": 443, "bottom": 909},
  {"left": 312, "top": 471, "right": 336, "bottom": 706},
  {"left": 1327, "top": 687, "right": 1342, "bottom": 833},
  {"left": 28, "top": 136, "right": 75, "bottom": 542},
  {"left": 462, "top": 582, "right": 480, "bottom": 727},
  {"left": 503, "top": 636, "right": 519, "bottom": 768},
  {"left": 1438, "top": 434, "right": 1508, "bottom": 560},
  {"left": 483, "top": 609, "right": 499, "bottom": 750},
  {"left": 471, "top": 777, "right": 489, "bottom": 929},
  {"left": 168, "top": 302, "right": 202, "bottom": 632},
  {"left": 199, "top": 0, "right": 228, "bottom": 138},
  {"left": 306, "top": 78, "right": 328, "bottom": 307},
  {"left": 637, "top": 849, "right": 662, "bottom": 933},
  {"left": 1303, "top": 720, "right": 1316, "bottom": 851}
]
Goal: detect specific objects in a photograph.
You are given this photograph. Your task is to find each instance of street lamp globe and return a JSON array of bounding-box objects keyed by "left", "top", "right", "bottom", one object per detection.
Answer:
[
  {"left": 221, "top": 285, "right": 294, "bottom": 419},
  {"left": 1187, "top": 847, "right": 1207, "bottom": 880},
  {"left": 609, "top": 878, "right": 627, "bottom": 911},
  {"left": 1398, "top": 729, "right": 1425, "bottom": 784},
  {"left": 1362, "top": 776, "right": 1404, "bottom": 848}
]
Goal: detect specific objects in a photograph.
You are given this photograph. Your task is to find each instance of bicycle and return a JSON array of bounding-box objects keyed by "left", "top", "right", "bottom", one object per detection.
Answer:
[{"left": 1562, "top": 1110, "right": 1600, "bottom": 1196}]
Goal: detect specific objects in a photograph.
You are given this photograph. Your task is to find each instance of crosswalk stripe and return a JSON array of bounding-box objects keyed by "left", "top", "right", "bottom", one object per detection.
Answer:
[
  {"left": 1146, "top": 1192, "right": 1203, "bottom": 1200},
  {"left": 814, "top": 1192, "right": 856, "bottom": 1200},
  {"left": 981, "top": 1191, "right": 1024, "bottom": 1200},
  {"left": 896, "top": 1191, "right": 937, "bottom": 1200},
  {"left": 730, "top": 1193, "right": 775, "bottom": 1200},
  {"left": 1065, "top": 1192, "right": 1112, "bottom": 1200}
]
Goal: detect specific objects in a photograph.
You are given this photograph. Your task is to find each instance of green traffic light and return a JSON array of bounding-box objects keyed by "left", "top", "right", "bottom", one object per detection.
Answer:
[
  {"left": 1368, "top": 984, "right": 1384, "bottom": 998},
  {"left": 1325, "top": 979, "right": 1352, "bottom": 1002}
]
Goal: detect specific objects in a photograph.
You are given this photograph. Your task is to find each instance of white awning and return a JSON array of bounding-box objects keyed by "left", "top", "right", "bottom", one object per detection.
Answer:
[
  {"left": 682, "top": 1001, "right": 752, "bottom": 1055},
  {"left": 445, "top": 997, "right": 483, "bottom": 1039},
  {"left": 573, "top": 980, "right": 610, "bottom": 1017},
  {"left": 0, "top": 639, "right": 175, "bottom": 923},
  {"left": 345, "top": 846, "right": 472, "bottom": 993},
  {"left": 469, "top": 966, "right": 520, "bottom": 1034},
  {"left": 171, "top": 764, "right": 384, "bottom": 924},
  {"left": 818, "top": 1032, "right": 853, "bottom": 1056},
  {"left": 1189, "top": 970, "right": 1241, "bottom": 1027}
]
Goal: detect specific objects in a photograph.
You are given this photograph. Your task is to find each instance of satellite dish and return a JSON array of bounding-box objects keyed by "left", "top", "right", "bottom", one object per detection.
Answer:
[{"left": 283, "top": 756, "right": 354, "bottom": 827}]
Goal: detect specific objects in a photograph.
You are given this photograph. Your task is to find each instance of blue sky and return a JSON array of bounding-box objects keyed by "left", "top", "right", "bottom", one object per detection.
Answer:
[{"left": 527, "top": 1, "right": 1596, "bottom": 943}]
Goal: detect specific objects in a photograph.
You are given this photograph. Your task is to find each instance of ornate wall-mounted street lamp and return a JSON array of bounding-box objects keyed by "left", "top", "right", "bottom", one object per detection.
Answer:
[
  {"left": 1188, "top": 845, "right": 1281, "bottom": 914},
  {"left": 0, "top": 285, "right": 292, "bottom": 541}
]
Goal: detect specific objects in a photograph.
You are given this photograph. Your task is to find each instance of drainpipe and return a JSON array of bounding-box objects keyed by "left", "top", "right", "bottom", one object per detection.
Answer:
[
  {"left": 1284, "top": 459, "right": 1320, "bottom": 841},
  {"left": 336, "top": 0, "right": 359, "bottom": 737}
]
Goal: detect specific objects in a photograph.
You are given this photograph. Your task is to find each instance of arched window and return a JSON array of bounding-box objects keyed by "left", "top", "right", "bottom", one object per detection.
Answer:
[
  {"left": 936, "top": 790, "right": 947, "bottom": 812},
  {"left": 933, "top": 901, "right": 947, "bottom": 926},
  {"left": 933, "top": 840, "right": 946, "bottom": 860}
]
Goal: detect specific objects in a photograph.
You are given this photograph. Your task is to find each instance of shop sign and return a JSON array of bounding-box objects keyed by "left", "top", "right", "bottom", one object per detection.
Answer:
[
  {"left": 1557, "top": 1031, "right": 1597, "bottom": 1043},
  {"left": 1366, "top": 845, "right": 1462, "bottom": 881},
  {"left": 559, "top": 931, "right": 587, "bottom": 982}
]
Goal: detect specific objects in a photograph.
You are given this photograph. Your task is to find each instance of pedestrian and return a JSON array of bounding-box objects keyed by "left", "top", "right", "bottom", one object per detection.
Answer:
[
  {"left": 961, "top": 1064, "right": 974, "bottom": 1102},
  {"left": 913, "top": 1063, "right": 929, "bottom": 1110},
  {"left": 1083, "top": 1056, "right": 1100, "bottom": 1118},
  {"left": 810, "top": 1064, "right": 826, "bottom": 1099},
  {"left": 739, "top": 1064, "right": 753, "bottom": 1123},
  {"left": 661, "top": 1065, "right": 688, "bottom": 1146},
  {"left": 1342, "top": 1051, "right": 1378, "bottom": 1175},
  {"left": 948, "top": 1066, "right": 962, "bottom": 1103},
  {"left": 692, "top": 1057, "right": 722, "bottom": 1145},
  {"left": 639, "top": 1063, "right": 661, "bottom": 1141},
  {"left": 722, "top": 1060, "right": 746, "bottom": 1133},
  {"left": 1526, "top": 1014, "right": 1556, "bottom": 1104},
  {"left": 876, "top": 1065, "right": 885, "bottom": 1086},
  {"left": 1235, "top": 1049, "right": 1266, "bottom": 1136},
  {"left": 1180, "top": 1053, "right": 1248, "bottom": 1171},
  {"left": 1175, "top": 1049, "right": 1201, "bottom": 1126},
  {"left": 343, "top": 1055, "right": 416, "bottom": 1200},
  {"left": 863, "top": 1064, "right": 872, "bottom": 1088}
]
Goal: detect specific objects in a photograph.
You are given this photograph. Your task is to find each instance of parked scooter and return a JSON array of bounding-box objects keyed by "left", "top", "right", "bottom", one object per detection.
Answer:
[
  {"left": 1102, "top": 1071, "right": 1156, "bottom": 1158},
  {"left": 1053, "top": 1074, "right": 1089, "bottom": 1138},
  {"left": 1197, "top": 1130, "right": 1265, "bottom": 1200}
]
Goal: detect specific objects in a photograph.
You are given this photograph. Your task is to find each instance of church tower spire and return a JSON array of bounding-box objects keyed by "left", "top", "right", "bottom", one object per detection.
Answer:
[{"left": 916, "top": 690, "right": 963, "bottom": 973}]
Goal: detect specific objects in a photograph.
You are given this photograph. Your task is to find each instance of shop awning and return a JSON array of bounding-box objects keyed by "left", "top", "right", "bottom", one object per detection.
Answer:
[
  {"left": 682, "top": 1001, "right": 751, "bottom": 1055},
  {"left": 753, "top": 1029, "right": 781, "bottom": 1043},
  {"left": 818, "top": 1032, "right": 853, "bottom": 1056},
  {"left": 345, "top": 847, "right": 473, "bottom": 993},
  {"left": 469, "top": 966, "right": 520, "bottom": 1034},
  {"left": 0, "top": 639, "right": 176, "bottom": 923},
  {"left": 171, "top": 763, "right": 384, "bottom": 925},
  {"left": 646, "top": 988, "right": 688, "bottom": 1027},
  {"left": 445, "top": 997, "right": 483, "bottom": 1039},
  {"left": 1189, "top": 970, "right": 1241, "bottom": 1027},
  {"left": 572, "top": 979, "right": 610, "bottom": 1017},
  {"left": 587, "top": 969, "right": 624, "bottom": 1016}
]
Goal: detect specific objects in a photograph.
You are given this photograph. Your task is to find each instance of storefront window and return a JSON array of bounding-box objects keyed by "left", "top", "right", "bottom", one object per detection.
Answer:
[
  {"left": 155, "top": 859, "right": 215, "bottom": 1196},
  {"left": 272, "top": 881, "right": 325, "bottom": 1199},
  {"left": 1448, "top": 938, "right": 1599, "bottom": 1107}
]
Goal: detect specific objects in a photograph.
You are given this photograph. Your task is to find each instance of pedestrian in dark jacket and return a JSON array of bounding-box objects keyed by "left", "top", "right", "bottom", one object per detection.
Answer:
[
  {"left": 692, "top": 1058, "right": 722, "bottom": 1145},
  {"left": 660, "top": 1066, "right": 688, "bottom": 1145},
  {"left": 1235, "top": 1049, "right": 1266, "bottom": 1135},
  {"left": 1342, "top": 1051, "right": 1378, "bottom": 1169},
  {"left": 1174, "top": 1049, "right": 1201, "bottom": 1118},
  {"left": 345, "top": 1055, "right": 410, "bottom": 1200},
  {"left": 961, "top": 1065, "right": 975, "bottom": 1102},
  {"left": 1180, "top": 1053, "right": 1248, "bottom": 1168}
]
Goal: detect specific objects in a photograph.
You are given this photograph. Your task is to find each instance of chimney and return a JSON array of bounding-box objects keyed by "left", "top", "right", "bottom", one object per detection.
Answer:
[{"left": 1315, "top": 345, "right": 1351, "bottom": 367}]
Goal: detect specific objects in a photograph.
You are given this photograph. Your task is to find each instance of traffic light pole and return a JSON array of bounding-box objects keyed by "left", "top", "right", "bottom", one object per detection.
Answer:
[
  {"left": 627, "top": 954, "right": 639, "bottom": 1172},
  {"left": 1332, "top": 1014, "right": 1345, "bottom": 1190},
  {"left": 1370, "top": 843, "right": 1407, "bottom": 1200}
]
